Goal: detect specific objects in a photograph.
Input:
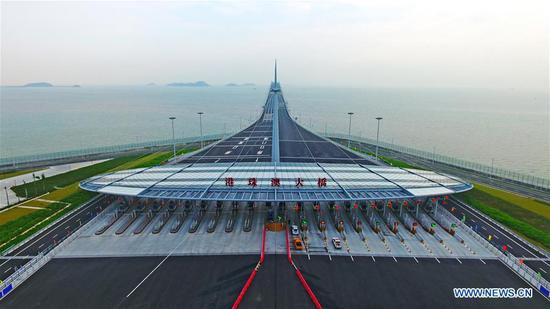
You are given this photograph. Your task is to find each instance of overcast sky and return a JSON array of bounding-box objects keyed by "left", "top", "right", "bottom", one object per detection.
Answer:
[{"left": 1, "top": 0, "right": 548, "bottom": 89}]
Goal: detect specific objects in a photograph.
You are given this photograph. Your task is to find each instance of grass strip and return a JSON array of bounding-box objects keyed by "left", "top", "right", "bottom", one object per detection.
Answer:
[{"left": 457, "top": 188, "right": 550, "bottom": 251}]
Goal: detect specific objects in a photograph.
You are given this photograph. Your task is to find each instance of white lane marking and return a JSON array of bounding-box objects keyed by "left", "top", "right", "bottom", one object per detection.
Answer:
[
  {"left": 371, "top": 256, "right": 376, "bottom": 262},
  {"left": 493, "top": 234, "right": 499, "bottom": 239},
  {"left": 126, "top": 232, "right": 189, "bottom": 298},
  {"left": 238, "top": 141, "right": 243, "bottom": 145},
  {"left": 540, "top": 268, "right": 548, "bottom": 274},
  {"left": 255, "top": 158, "right": 259, "bottom": 162},
  {"left": 481, "top": 226, "right": 487, "bottom": 231},
  {"left": 435, "top": 257, "right": 441, "bottom": 264},
  {"left": 480, "top": 259, "right": 486, "bottom": 264},
  {"left": 263, "top": 137, "right": 268, "bottom": 140},
  {"left": 260, "top": 145, "right": 264, "bottom": 149},
  {"left": 232, "top": 146, "right": 238, "bottom": 149},
  {"left": 257, "top": 151, "right": 263, "bottom": 155},
  {"left": 4, "top": 267, "right": 11, "bottom": 273},
  {"left": 470, "top": 219, "right": 476, "bottom": 223},
  {"left": 52, "top": 233, "right": 58, "bottom": 238},
  {"left": 1, "top": 197, "right": 95, "bottom": 261},
  {"left": 456, "top": 258, "right": 462, "bottom": 264},
  {"left": 392, "top": 256, "right": 397, "bottom": 263},
  {"left": 455, "top": 200, "right": 546, "bottom": 261},
  {"left": 413, "top": 257, "right": 419, "bottom": 264},
  {"left": 244, "top": 137, "right": 249, "bottom": 140},
  {"left": 38, "top": 243, "right": 44, "bottom": 249},
  {"left": 224, "top": 151, "right": 231, "bottom": 155},
  {"left": 65, "top": 226, "right": 70, "bottom": 230}
]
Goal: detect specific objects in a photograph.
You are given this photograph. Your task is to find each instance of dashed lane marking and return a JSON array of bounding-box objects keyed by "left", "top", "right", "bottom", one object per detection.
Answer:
[
  {"left": 540, "top": 268, "right": 547, "bottom": 274},
  {"left": 224, "top": 151, "right": 232, "bottom": 155},
  {"left": 480, "top": 259, "right": 486, "bottom": 265},
  {"left": 392, "top": 256, "right": 397, "bottom": 263},
  {"left": 435, "top": 257, "right": 441, "bottom": 264}
]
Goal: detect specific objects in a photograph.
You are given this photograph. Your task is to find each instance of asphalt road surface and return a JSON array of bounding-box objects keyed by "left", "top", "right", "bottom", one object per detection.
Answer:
[
  {"left": 443, "top": 198, "right": 550, "bottom": 281},
  {"left": 0, "top": 196, "right": 109, "bottom": 281},
  {"left": 294, "top": 255, "right": 549, "bottom": 309},
  {"left": 179, "top": 86, "right": 375, "bottom": 165},
  {"left": 3, "top": 255, "right": 548, "bottom": 308},
  {"left": 2, "top": 255, "right": 255, "bottom": 308}
]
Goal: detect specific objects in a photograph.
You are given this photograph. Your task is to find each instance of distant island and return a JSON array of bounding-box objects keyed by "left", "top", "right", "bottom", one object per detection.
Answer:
[
  {"left": 167, "top": 81, "right": 210, "bottom": 87},
  {"left": 225, "top": 83, "right": 255, "bottom": 87},
  {"left": 72, "top": 85, "right": 81, "bottom": 88},
  {"left": 23, "top": 82, "right": 53, "bottom": 87},
  {"left": 146, "top": 82, "right": 157, "bottom": 86}
]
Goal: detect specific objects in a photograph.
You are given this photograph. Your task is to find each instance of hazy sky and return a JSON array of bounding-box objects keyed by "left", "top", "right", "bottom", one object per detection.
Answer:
[{"left": 1, "top": 0, "right": 548, "bottom": 89}]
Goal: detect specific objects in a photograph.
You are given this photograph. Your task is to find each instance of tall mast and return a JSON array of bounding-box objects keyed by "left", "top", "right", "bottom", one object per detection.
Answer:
[{"left": 274, "top": 60, "right": 277, "bottom": 84}]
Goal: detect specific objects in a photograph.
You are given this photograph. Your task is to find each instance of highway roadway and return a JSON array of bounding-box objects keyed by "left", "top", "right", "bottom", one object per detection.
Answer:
[
  {"left": 3, "top": 255, "right": 548, "bottom": 308},
  {"left": 179, "top": 84, "right": 375, "bottom": 165},
  {"left": 0, "top": 195, "right": 109, "bottom": 281},
  {"left": 442, "top": 198, "right": 550, "bottom": 281},
  {"left": 350, "top": 140, "right": 550, "bottom": 202}
]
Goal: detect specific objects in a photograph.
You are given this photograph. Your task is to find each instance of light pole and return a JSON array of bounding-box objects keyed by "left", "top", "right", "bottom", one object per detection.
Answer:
[
  {"left": 491, "top": 158, "right": 495, "bottom": 179},
  {"left": 197, "top": 112, "right": 204, "bottom": 148},
  {"left": 4, "top": 186, "right": 9, "bottom": 206},
  {"left": 169, "top": 117, "right": 176, "bottom": 158},
  {"left": 347, "top": 112, "right": 354, "bottom": 148},
  {"left": 375, "top": 117, "right": 383, "bottom": 161}
]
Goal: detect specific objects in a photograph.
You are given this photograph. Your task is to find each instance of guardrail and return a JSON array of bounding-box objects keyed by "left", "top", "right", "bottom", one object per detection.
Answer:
[
  {"left": 323, "top": 132, "right": 550, "bottom": 190},
  {"left": 440, "top": 203, "right": 550, "bottom": 299},
  {"left": 0, "top": 132, "right": 233, "bottom": 168},
  {"left": 0, "top": 195, "right": 105, "bottom": 256},
  {"left": 0, "top": 198, "right": 109, "bottom": 300}
]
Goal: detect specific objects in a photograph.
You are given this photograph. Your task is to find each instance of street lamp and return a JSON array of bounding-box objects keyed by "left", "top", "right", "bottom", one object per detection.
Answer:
[
  {"left": 197, "top": 112, "right": 204, "bottom": 148},
  {"left": 347, "top": 112, "right": 354, "bottom": 148},
  {"left": 169, "top": 117, "right": 176, "bottom": 158},
  {"left": 375, "top": 117, "right": 383, "bottom": 161}
]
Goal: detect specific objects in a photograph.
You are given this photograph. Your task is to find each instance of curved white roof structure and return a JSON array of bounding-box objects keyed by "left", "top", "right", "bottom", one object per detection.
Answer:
[{"left": 80, "top": 65, "right": 472, "bottom": 202}]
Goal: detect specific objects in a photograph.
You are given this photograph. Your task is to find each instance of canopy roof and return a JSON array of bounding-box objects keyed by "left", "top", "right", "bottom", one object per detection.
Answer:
[{"left": 80, "top": 162, "right": 472, "bottom": 202}]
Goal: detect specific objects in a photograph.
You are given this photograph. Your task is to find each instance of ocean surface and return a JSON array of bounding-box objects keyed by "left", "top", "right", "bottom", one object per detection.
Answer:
[{"left": 0, "top": 85, "right": 548, "bottom": 177}]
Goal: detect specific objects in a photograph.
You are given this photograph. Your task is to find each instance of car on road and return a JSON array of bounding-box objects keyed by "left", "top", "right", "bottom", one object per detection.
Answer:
[
  {"left": 291, "top": 225, "right": 300, "bottom": 235},
  {"left": 332, "top": 237, "right": 342, "bottom": 249},
  {"left": 293, "top": 237, "right": 304, "bottom": 250}
]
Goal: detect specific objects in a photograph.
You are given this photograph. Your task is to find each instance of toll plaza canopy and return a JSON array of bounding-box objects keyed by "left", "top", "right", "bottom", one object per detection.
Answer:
[
  {"left": 80, "top": 64, "right": 472, "bottom": 201},
  {"left": 80, "top": 162, "right": 472, "bottom": 202}
]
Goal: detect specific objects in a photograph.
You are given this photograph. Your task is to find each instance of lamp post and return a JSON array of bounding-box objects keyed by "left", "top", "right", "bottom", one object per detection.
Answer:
[
  {"left": 169, "top": 117, "right": 176, "bottom": 158},
  {"left": 197, "top": 112, "right": 204, "bottom": 148},
  {"left": 4, "top": 186, "right": 9, "bottom": 206},
  {"left": 347, "top": 112, "right": 354, "bottom": 148},
  {"left": 375, "top": 117, "right": 383, "bottom": 161}
]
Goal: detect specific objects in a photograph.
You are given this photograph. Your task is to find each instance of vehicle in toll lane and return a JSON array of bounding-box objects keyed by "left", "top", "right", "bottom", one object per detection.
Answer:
[
  {"left": 291, "top": 224, "right": 300, "bottom": 236},
  {"left": 294, "top": 237, "right": 304, "bottom": 250},
  {"left": 332, "top": 237, "right": 342, "bottom": 249}
]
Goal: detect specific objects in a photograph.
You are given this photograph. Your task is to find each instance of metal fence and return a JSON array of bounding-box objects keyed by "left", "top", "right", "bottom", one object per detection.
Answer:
[
  {"left": 0, "top": 133, "right": 231, "bottom": 167},
  {"left": 0, "top": 196, "right": 107, "bottom": 300},
  {"left": 324, "top": 132, "right": 550, "bottom": 190},
  {"left": 440, "top": 200, "right": 550, "bottom": 297},
  {"left": 1, "top": 130, "right": 548, "bottom": 190}
]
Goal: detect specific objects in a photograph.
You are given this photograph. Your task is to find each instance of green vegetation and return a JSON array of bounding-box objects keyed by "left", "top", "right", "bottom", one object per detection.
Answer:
[
  {"left": 378, "top": 155, "right": 420, "bottom": 169},
  {"left": 471, "top": 183, "right": 550, "bottom": 220},
  {"left": 0, "top": 202, "right": 66, "bottom": 252},
  {"left": 11, "top": 156, "right": 142, "bottom": 198},
  {"left": 457, "top": 184, "right": 550, "bottom": 250},
  {"left": 351, "top": 146, "right": 421, "bottom": 169},
  {"left": 0, "top": 146, "right": 197, "bottom": 252},
  {"left": 0, "top": 168, "right": 45, "bottom": 180}
]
